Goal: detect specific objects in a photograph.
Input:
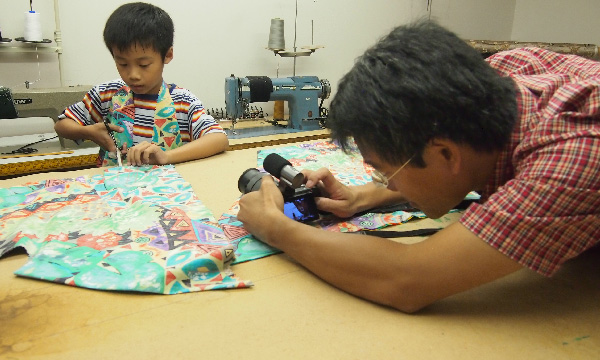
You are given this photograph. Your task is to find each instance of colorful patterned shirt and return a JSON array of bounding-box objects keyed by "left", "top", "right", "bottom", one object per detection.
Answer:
[
  {"left": 60, "top": 79, "right": 224, "bottom": 144},
  {"left": 460, "top": 48, "right": 600, "bottom": 276}
]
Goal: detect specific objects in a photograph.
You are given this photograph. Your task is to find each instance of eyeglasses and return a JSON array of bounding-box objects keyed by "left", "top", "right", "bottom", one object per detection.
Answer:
[{"left": 371, "top": 156, "right": 414, "bottom": 187}]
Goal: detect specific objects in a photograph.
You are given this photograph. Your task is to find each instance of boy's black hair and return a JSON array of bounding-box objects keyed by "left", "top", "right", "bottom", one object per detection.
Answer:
[
  {"left": 327, "top": 20, "right": 518, "bottom": 167},
  {"left": 103, "top": 2, "right": 174, "bottom": 59}
]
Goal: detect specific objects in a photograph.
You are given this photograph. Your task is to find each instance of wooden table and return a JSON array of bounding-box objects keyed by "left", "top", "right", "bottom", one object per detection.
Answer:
[
  {"left": 1, "top": 141, "right": 599, "bottom": 359},
  {"left": 0, "top": 120, "right": 329, "bottom": 178}
]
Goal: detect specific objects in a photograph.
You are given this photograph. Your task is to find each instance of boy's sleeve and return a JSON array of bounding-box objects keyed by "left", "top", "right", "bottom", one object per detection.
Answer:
[
  {"left": 191, "top": 109, "right": 225, "bottom": 140},
  {"left": 59, "top": 82, "right": 115, "bottom": 125},
  {"left": 179, "top": 89, "right": 225, "bottom": 140}
]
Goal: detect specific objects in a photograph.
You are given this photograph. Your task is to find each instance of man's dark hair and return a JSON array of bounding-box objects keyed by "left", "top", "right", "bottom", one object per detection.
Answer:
[
  {"left": 103, "top": 2, "right": 174, "bottom": 59},
  {"left": 327, "top": 20, "right": 517, "bottom": 167}
]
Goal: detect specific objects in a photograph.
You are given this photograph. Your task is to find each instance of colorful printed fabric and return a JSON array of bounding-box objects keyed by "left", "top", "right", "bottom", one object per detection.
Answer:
[
  {"left": 0, "top": 166, "right": 251, "bottom": 294},
  {"left": 218, "top": 140, "right": 478, "bottom": 264},
  {"left": 101, "top": 82, "right": 182, "bottom": 166}
]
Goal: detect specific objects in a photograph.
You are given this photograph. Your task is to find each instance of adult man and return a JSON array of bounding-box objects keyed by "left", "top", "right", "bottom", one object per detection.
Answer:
[{"left": 237, "top": 20, "right": 600, "bottom": 312}]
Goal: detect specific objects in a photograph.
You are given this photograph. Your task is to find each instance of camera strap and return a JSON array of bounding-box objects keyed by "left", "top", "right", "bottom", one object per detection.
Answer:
[
  {"left": 349, "top": 199, "right": 478, "bottom": 238},
  {"left": 362, "top": 199, "right": 478, "bottom": 215},
  {"left": 351, "top": 228, "right": 441, "bottom": 238}
]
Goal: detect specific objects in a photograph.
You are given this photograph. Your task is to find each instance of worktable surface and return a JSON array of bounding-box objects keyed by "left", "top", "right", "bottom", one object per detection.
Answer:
[
  {"left": 1, "top": 141, "right": 599, "bottom": 359},
  {"left": 0, "top": 120, "right": 329, "bottom": 177}
]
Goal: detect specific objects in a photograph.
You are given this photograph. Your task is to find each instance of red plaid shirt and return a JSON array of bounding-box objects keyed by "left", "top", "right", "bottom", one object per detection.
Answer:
[{"left": 460, "top": 48, "right": 600, "bottom": 276}]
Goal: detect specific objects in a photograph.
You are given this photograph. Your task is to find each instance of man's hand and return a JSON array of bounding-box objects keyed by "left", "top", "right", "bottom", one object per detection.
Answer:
[
  {"left": 126, "top": 141, "right": 169, "bottom": 166},
  {"left": 237, "top": 175, "right": 289, "bottom": 245},
  {"left": 302, "top": 168, "right": 361, "bottom": 218}
]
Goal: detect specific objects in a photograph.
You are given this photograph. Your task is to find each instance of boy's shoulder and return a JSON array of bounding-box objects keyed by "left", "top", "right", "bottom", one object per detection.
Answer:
[
  {"left": 90, "top": 79, "right": 127, "bottom": 94},
  {"left": 167, "top": 83, "right": 189, "bottom": 94},
  {"left": 167, "top": 84, "right": 202, "bottom": 104}
]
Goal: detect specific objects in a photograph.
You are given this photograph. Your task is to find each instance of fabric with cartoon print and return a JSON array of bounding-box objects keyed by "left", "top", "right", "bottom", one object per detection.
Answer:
[{"left": 0, "top": 165, "right": 251, "bottom": 294}]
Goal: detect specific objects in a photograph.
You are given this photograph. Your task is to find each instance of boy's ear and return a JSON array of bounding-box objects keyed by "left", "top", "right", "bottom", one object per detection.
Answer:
[{"left": 163, "top": 47, "right": 174, "bottom": 64}]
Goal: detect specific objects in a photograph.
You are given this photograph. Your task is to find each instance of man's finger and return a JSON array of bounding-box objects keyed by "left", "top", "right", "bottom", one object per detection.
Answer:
[
  {"left": 260, "top": 174, "right": 276, "bottom": 186},
  {"left": 304, "top": 167, "right": 334, "bottom": 188}
]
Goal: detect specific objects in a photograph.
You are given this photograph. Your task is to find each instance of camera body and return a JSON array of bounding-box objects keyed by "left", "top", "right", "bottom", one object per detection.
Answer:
[
  {"left": 238, "top": 154, "right": 320, "bottom": 223},
  {"left": 281, "top": 184, "right": 320, "bottom": 223}
]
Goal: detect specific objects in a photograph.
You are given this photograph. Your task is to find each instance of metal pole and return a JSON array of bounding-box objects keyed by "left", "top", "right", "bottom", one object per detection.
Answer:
[{"left": 53, "top": 0, "right": 64, "bottom": 87}]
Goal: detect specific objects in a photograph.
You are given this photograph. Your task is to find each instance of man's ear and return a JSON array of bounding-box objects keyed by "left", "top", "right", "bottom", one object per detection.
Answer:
[
  {"left": 164, "top": 47, "right": 174, "bottom": 64},
  {"left": 429, "top": 138, "right": 462, "bottom": 175}
]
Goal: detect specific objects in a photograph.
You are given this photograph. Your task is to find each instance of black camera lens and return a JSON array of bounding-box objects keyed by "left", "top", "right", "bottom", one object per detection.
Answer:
[{"left": 238, "top": 168, "right": 265, "bottom": 194}]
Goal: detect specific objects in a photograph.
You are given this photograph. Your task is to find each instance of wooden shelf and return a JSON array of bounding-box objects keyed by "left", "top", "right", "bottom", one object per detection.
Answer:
[{"left": 0, "top": 40, "right": 60, "bottom": 54}]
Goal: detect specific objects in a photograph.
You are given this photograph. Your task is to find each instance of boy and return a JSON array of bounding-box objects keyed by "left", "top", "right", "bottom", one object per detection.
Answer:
[{"left": 55, "top": 2, "right": 228, "bottom": 166}]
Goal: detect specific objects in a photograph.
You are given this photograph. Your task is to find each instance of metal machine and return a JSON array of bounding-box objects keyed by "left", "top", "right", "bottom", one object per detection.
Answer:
[
  {"left": 225, "top": 75, "right": 330, "bottom": 131},
  {"left": 9, "top": 85, "right": 91, "bottom": 148},
  {"left": 0, "top": 85, "right": 98, "bottom": 162}
]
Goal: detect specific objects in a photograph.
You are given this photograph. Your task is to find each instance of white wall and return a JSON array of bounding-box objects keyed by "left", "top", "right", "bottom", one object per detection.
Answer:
[
  {"left": 0, "top": 0, "right": 429, "bottom": 111},
  {"left": 0, "top": 0, "right": 61, "bottom": 91},
  {"left": 511, "top": 0, "right": 600, "bottom": 44},
  {"left": 1, "top": 0, "right": 599, "bottom": 114},
  {"left": 431, "top": 0, "right": 516, "bottom": 40}
]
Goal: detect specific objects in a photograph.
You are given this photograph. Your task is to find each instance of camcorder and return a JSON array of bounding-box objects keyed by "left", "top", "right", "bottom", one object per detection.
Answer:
[{"left": 238, "top": 153, "right": 321, "bottom": 223}]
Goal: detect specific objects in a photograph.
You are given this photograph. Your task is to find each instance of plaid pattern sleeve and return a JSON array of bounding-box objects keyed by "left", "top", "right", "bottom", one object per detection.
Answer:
[{"left": 460, "top": 48, "right": 600, "bottom": 276}]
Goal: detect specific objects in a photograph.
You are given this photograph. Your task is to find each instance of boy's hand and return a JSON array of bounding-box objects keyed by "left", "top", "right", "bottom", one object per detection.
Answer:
[
  {"left": 126, "top": 141, "right": 169, "bottom": 166},
  {"left": 85, "top": 122, "right": 124, "bottom": 153}
]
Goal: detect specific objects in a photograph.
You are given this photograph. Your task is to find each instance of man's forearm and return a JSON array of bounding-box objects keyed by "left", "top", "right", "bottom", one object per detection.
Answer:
[
  {"left": 262, "top": 213, "right": 522, "bottom": 313},
  {"left": 264, "top": 214, "right": 416, "bottom": 309},
  {"left": 352, "top": 182, "right": 406, "bottom": 213}
]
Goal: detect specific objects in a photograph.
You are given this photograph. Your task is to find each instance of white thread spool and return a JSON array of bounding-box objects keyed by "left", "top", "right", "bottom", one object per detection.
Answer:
[
  {"left": 268, "top": 18, "right": 285, "bottom": 50},
  {"left": 24, "top": 11, "right": 43, "bottom": 42}
]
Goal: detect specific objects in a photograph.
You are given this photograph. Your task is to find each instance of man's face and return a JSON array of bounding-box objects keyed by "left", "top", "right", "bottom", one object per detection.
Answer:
[
  {"left": 111, "top": 44, "right": 173, "bottom": 95},
  {"left": 358, "top": 142, "right": 468, "bottom": 219}
]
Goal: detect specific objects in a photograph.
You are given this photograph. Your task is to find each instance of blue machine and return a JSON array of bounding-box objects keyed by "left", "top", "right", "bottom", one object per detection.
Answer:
[{"left": 225, "top": 75, "right": 330, "bottom": 130}]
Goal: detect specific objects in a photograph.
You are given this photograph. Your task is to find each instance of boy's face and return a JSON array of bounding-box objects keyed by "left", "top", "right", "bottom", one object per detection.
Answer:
[{"left": 111, "top": 44, "right": 173, "bottom": 95}]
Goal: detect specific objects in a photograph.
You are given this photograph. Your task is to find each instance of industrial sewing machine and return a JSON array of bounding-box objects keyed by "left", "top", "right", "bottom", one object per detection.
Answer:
[
  {"left": 225, "top": 75, "right": 330, "bottom": 132},
  {"left": 8, "top": 85, "right": 91, "bottom": 148},
  {"left": 0, "top": 85, "right": 101, "bottom": 164}
]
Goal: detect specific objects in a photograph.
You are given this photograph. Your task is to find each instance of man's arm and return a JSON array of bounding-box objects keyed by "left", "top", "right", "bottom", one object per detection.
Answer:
[{"left": 238, "top": 176, "right": 523, "bottom": 313}]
